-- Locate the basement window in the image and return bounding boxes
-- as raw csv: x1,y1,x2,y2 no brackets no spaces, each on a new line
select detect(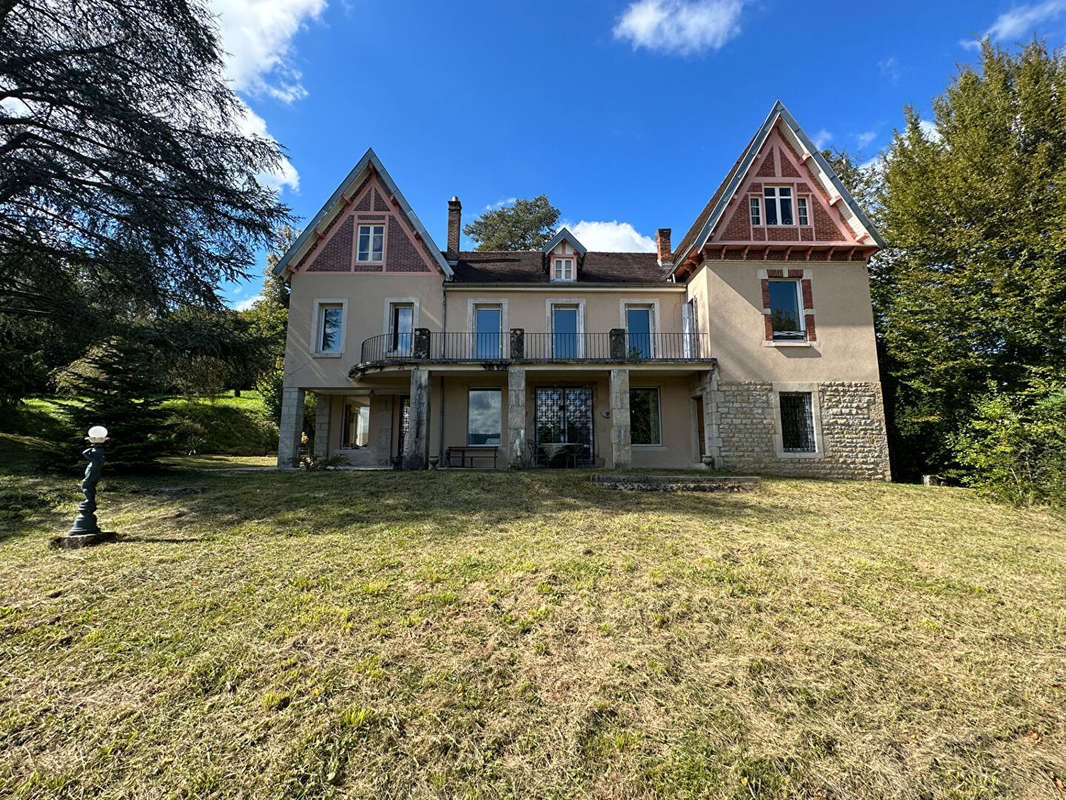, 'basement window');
779,392,816,453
